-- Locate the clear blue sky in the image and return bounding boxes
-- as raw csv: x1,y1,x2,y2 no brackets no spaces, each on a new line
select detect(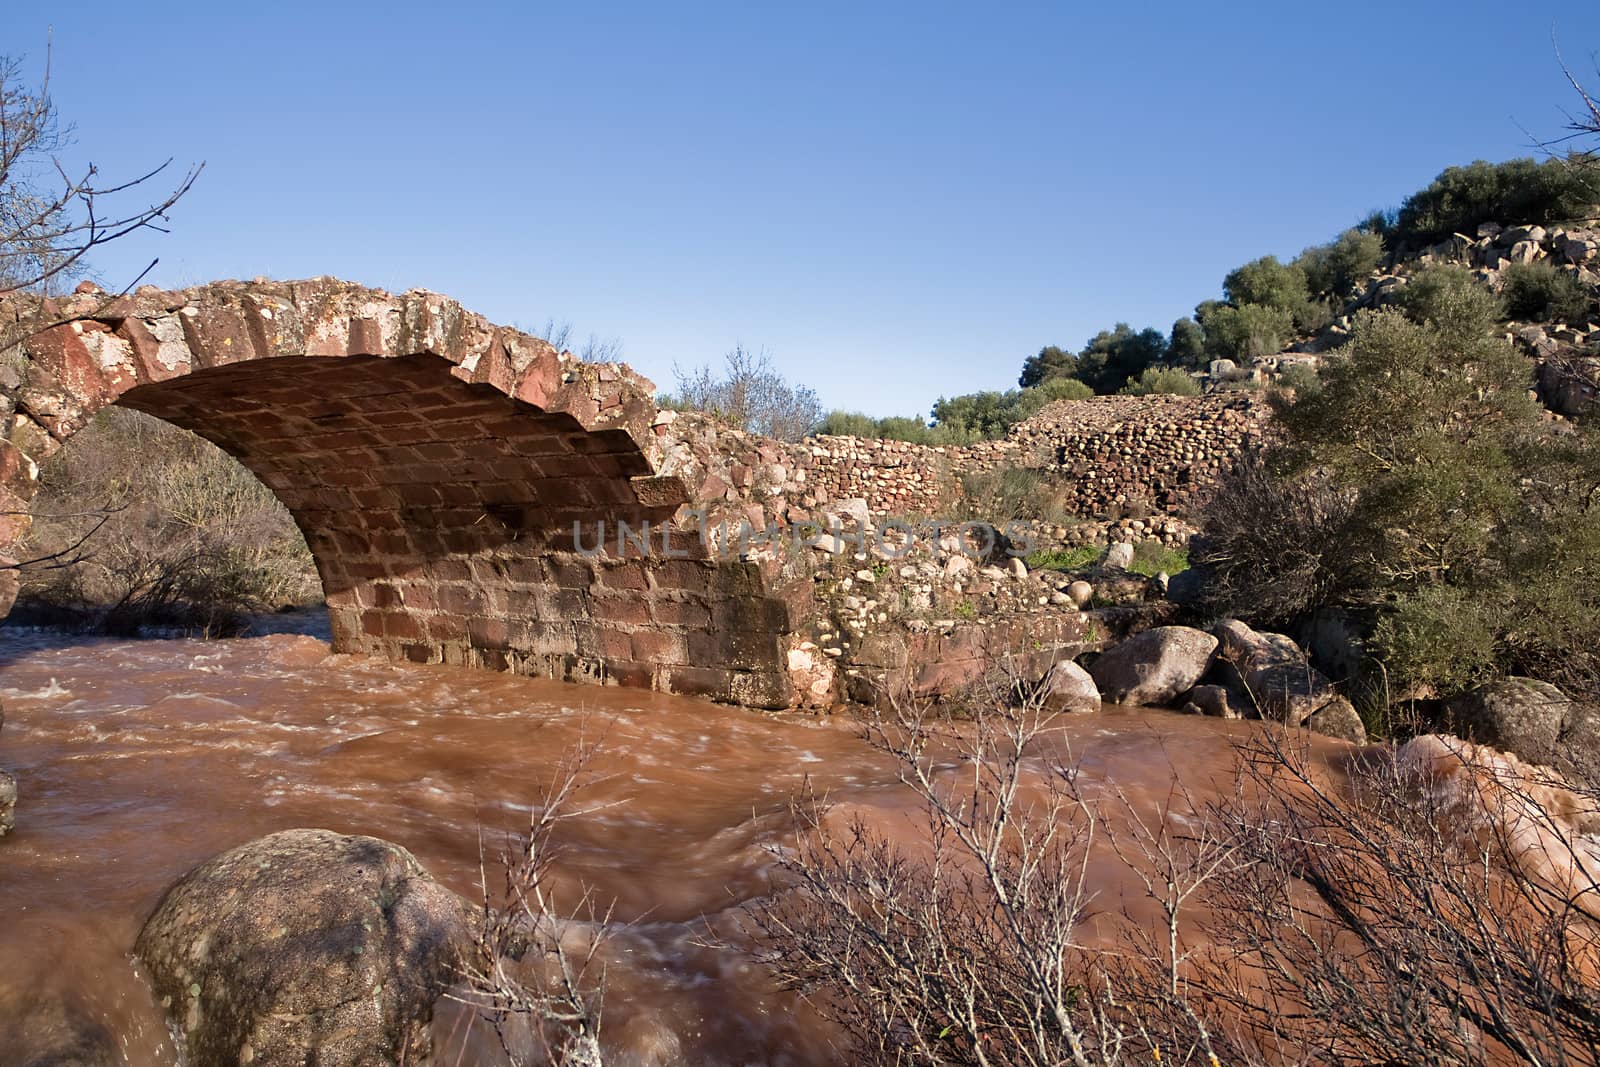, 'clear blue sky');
11,2,1600,417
